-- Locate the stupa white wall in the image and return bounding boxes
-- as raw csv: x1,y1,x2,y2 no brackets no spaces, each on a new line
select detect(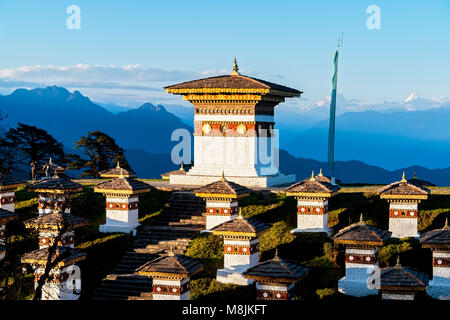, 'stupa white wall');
388,202,419,238
427,251,450,300
35,265,82,300
0,191,15,212
100,195,140,235
292,199,330,235
338,248,379,297
217,238,259,285
152,277,190,300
